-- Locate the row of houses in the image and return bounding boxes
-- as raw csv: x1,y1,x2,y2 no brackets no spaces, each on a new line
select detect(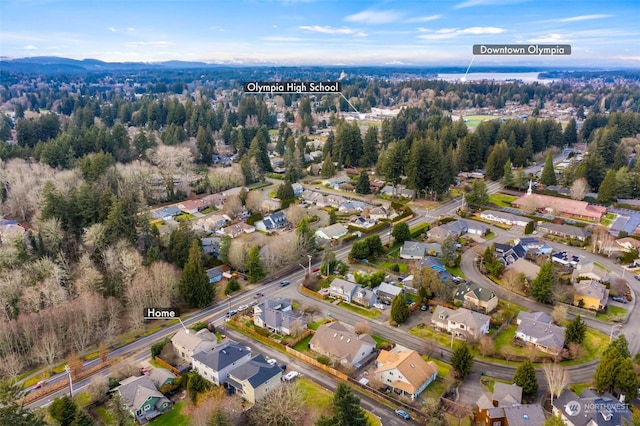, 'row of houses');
426,219,487,244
